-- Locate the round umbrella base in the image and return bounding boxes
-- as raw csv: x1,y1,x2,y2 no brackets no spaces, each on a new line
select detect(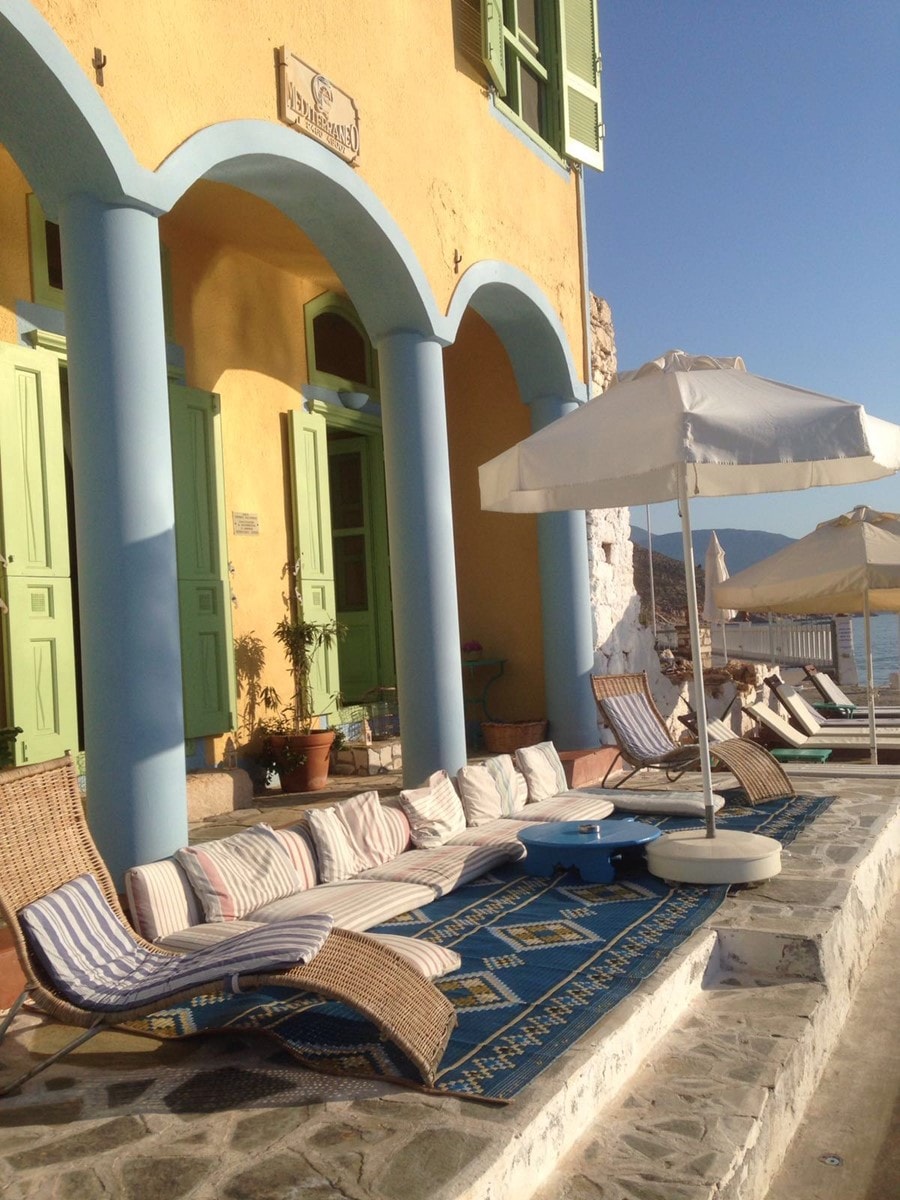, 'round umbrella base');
645,829,782,885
